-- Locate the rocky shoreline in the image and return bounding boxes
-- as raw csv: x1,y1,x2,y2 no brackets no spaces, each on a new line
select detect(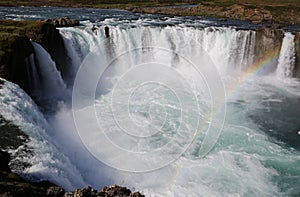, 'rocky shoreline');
0,150,144,197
